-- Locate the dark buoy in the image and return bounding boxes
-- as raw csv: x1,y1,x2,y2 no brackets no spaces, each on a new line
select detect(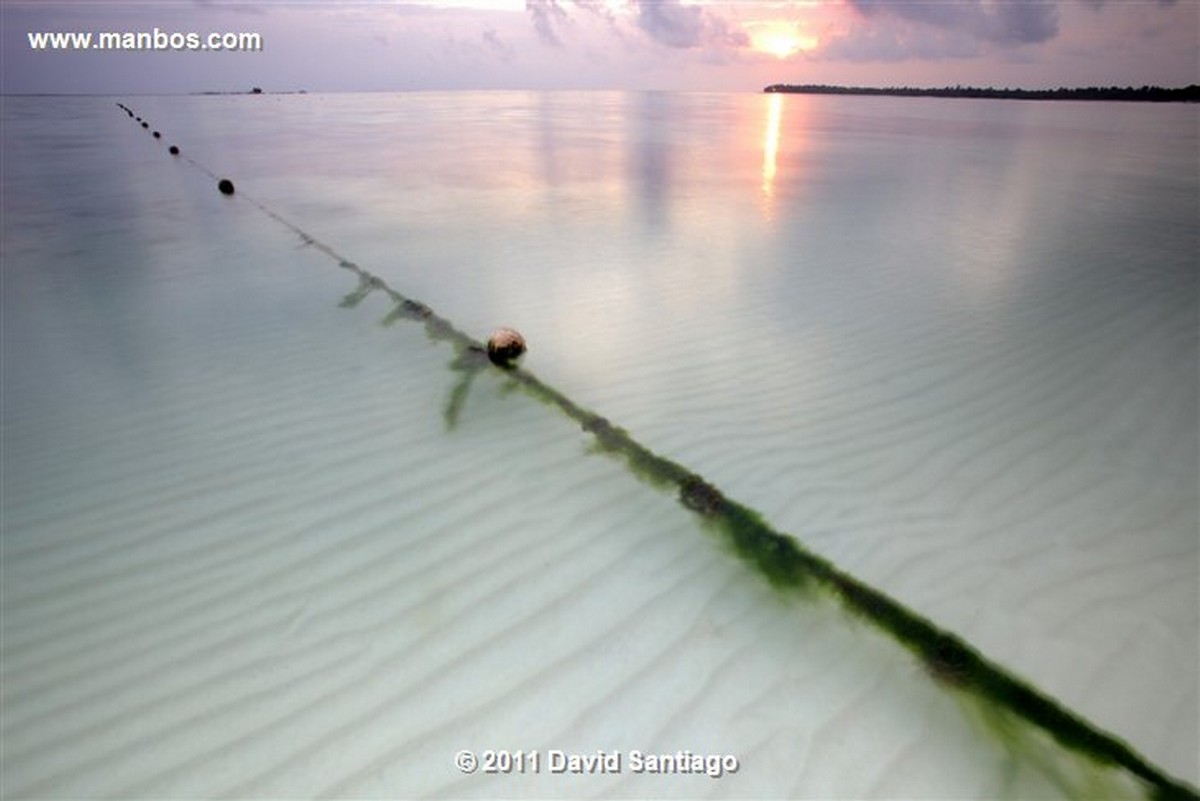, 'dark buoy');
152,131,161,138
169,145,180,155
217,178,235,195
141,121,148,129
486,327,526,366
